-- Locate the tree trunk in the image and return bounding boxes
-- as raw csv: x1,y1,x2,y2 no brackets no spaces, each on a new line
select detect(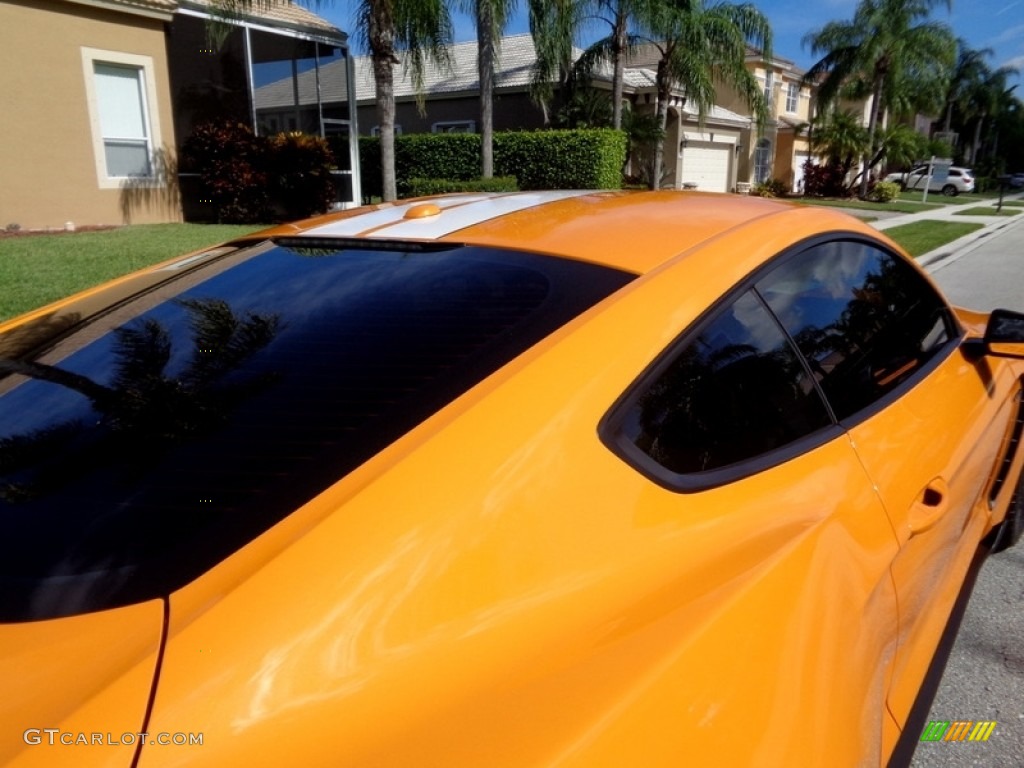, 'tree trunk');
652,61,671,190
369,4,398,202
478,0,495,178
0,359,115,408
971,113,985,165
611,11,627,130
859,73,885,199
373,56,398,201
